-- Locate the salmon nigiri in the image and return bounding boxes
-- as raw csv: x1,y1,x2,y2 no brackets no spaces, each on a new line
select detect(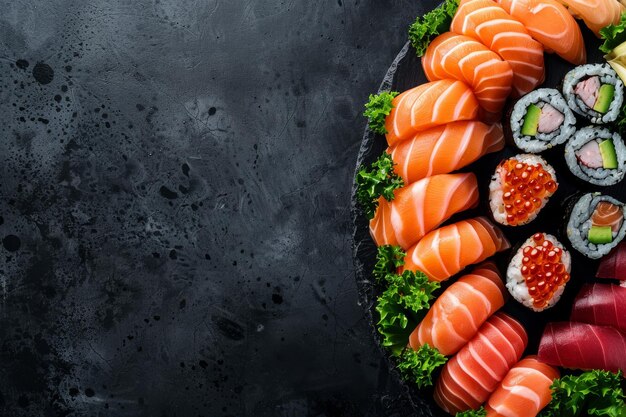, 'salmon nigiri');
370,173,479,249
497,0,586,64
409,262,507,356
422,32,513,121
486,356,560,417
451,0,545,97
403,217,510,282
389,121,504,185
434,313,528,414
554,0,623,37
385,79,479,146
